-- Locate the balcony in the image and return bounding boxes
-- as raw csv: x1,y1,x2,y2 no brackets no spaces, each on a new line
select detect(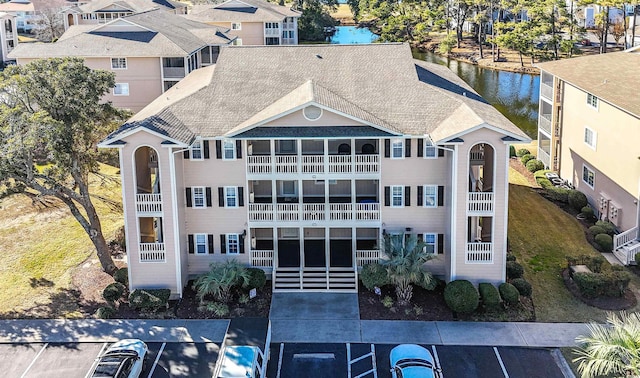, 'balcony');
538,149,550,168
465,242,493,263
538,114,552,135
356,249,380,266
163,67,185,79
467,192,494,214
265,28,280,36
540,82,553,100
251,249,274,267
139,243,165,262
136,193,162,213
248,202,380,223
247,154,379,175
